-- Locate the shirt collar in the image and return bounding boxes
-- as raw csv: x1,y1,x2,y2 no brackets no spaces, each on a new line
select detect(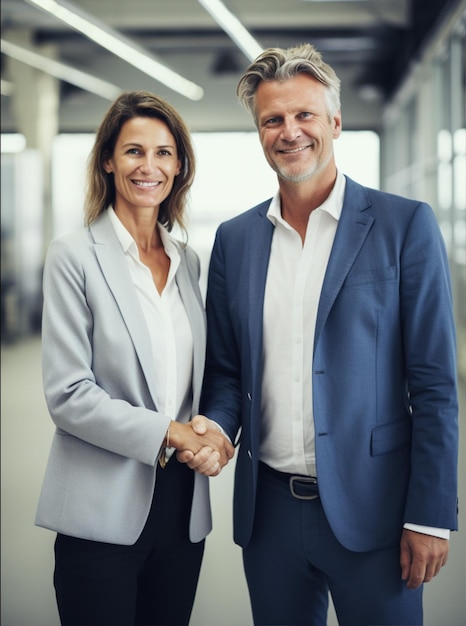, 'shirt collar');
267,170,346,226
107,206,179,260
